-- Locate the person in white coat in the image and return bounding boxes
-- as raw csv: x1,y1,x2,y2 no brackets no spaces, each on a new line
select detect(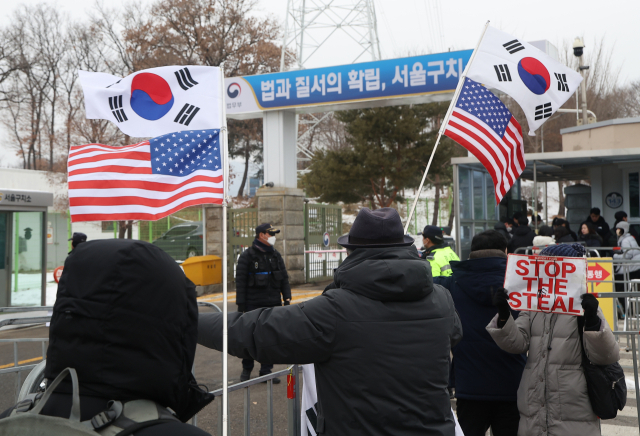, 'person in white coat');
613,221,640,311
487,243,620,436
